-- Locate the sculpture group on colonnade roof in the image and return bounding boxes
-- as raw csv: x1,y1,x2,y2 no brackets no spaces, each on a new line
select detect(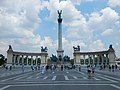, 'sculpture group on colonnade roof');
9,45,12,50
73,45,80,52
41,46,48,52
